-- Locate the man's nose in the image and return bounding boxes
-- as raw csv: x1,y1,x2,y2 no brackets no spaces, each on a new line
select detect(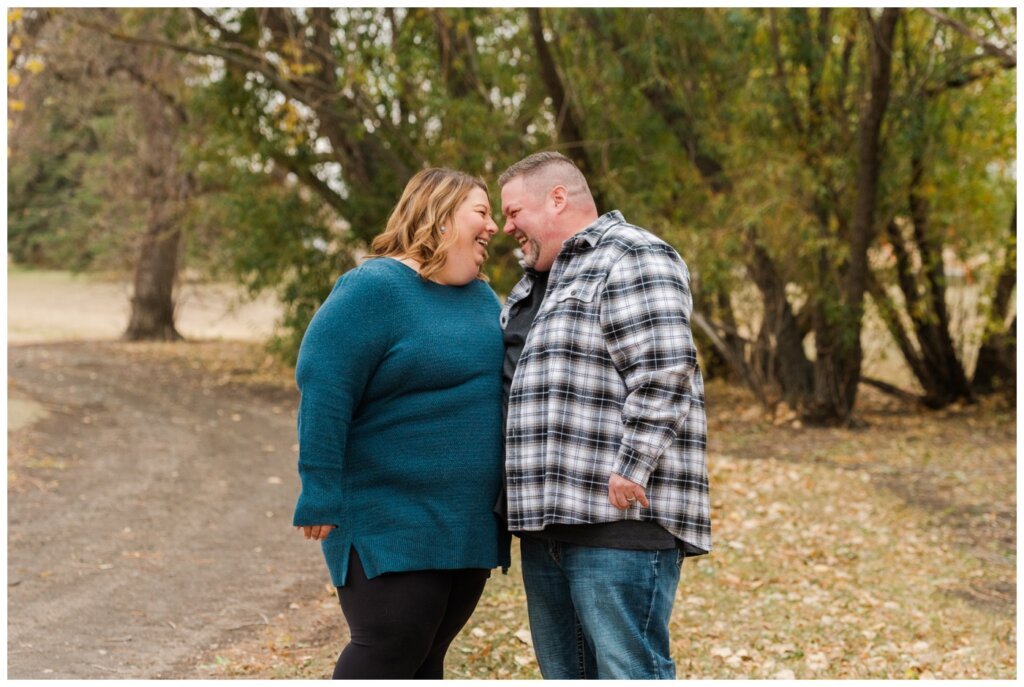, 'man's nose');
502,219,514,236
